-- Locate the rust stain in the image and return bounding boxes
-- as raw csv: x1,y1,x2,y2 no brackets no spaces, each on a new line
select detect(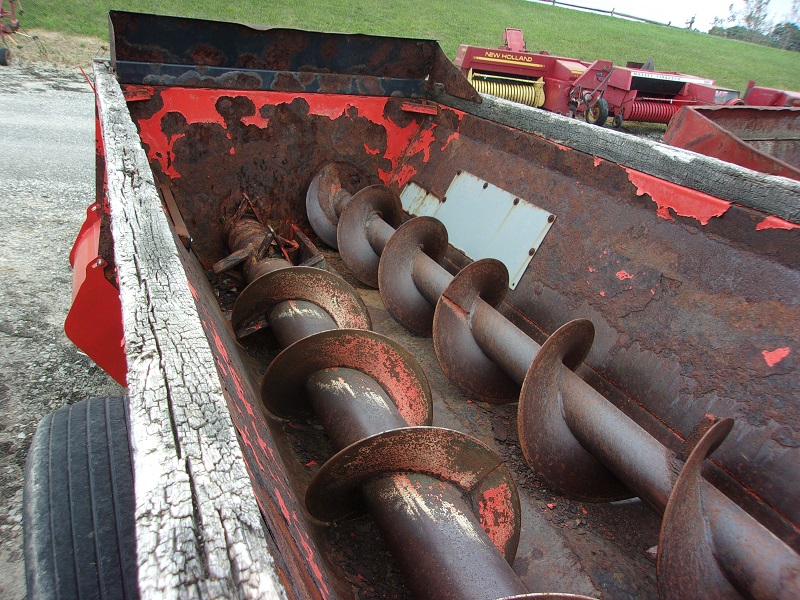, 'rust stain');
625,168,731,225
187,276,334,598
616,270,634,281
